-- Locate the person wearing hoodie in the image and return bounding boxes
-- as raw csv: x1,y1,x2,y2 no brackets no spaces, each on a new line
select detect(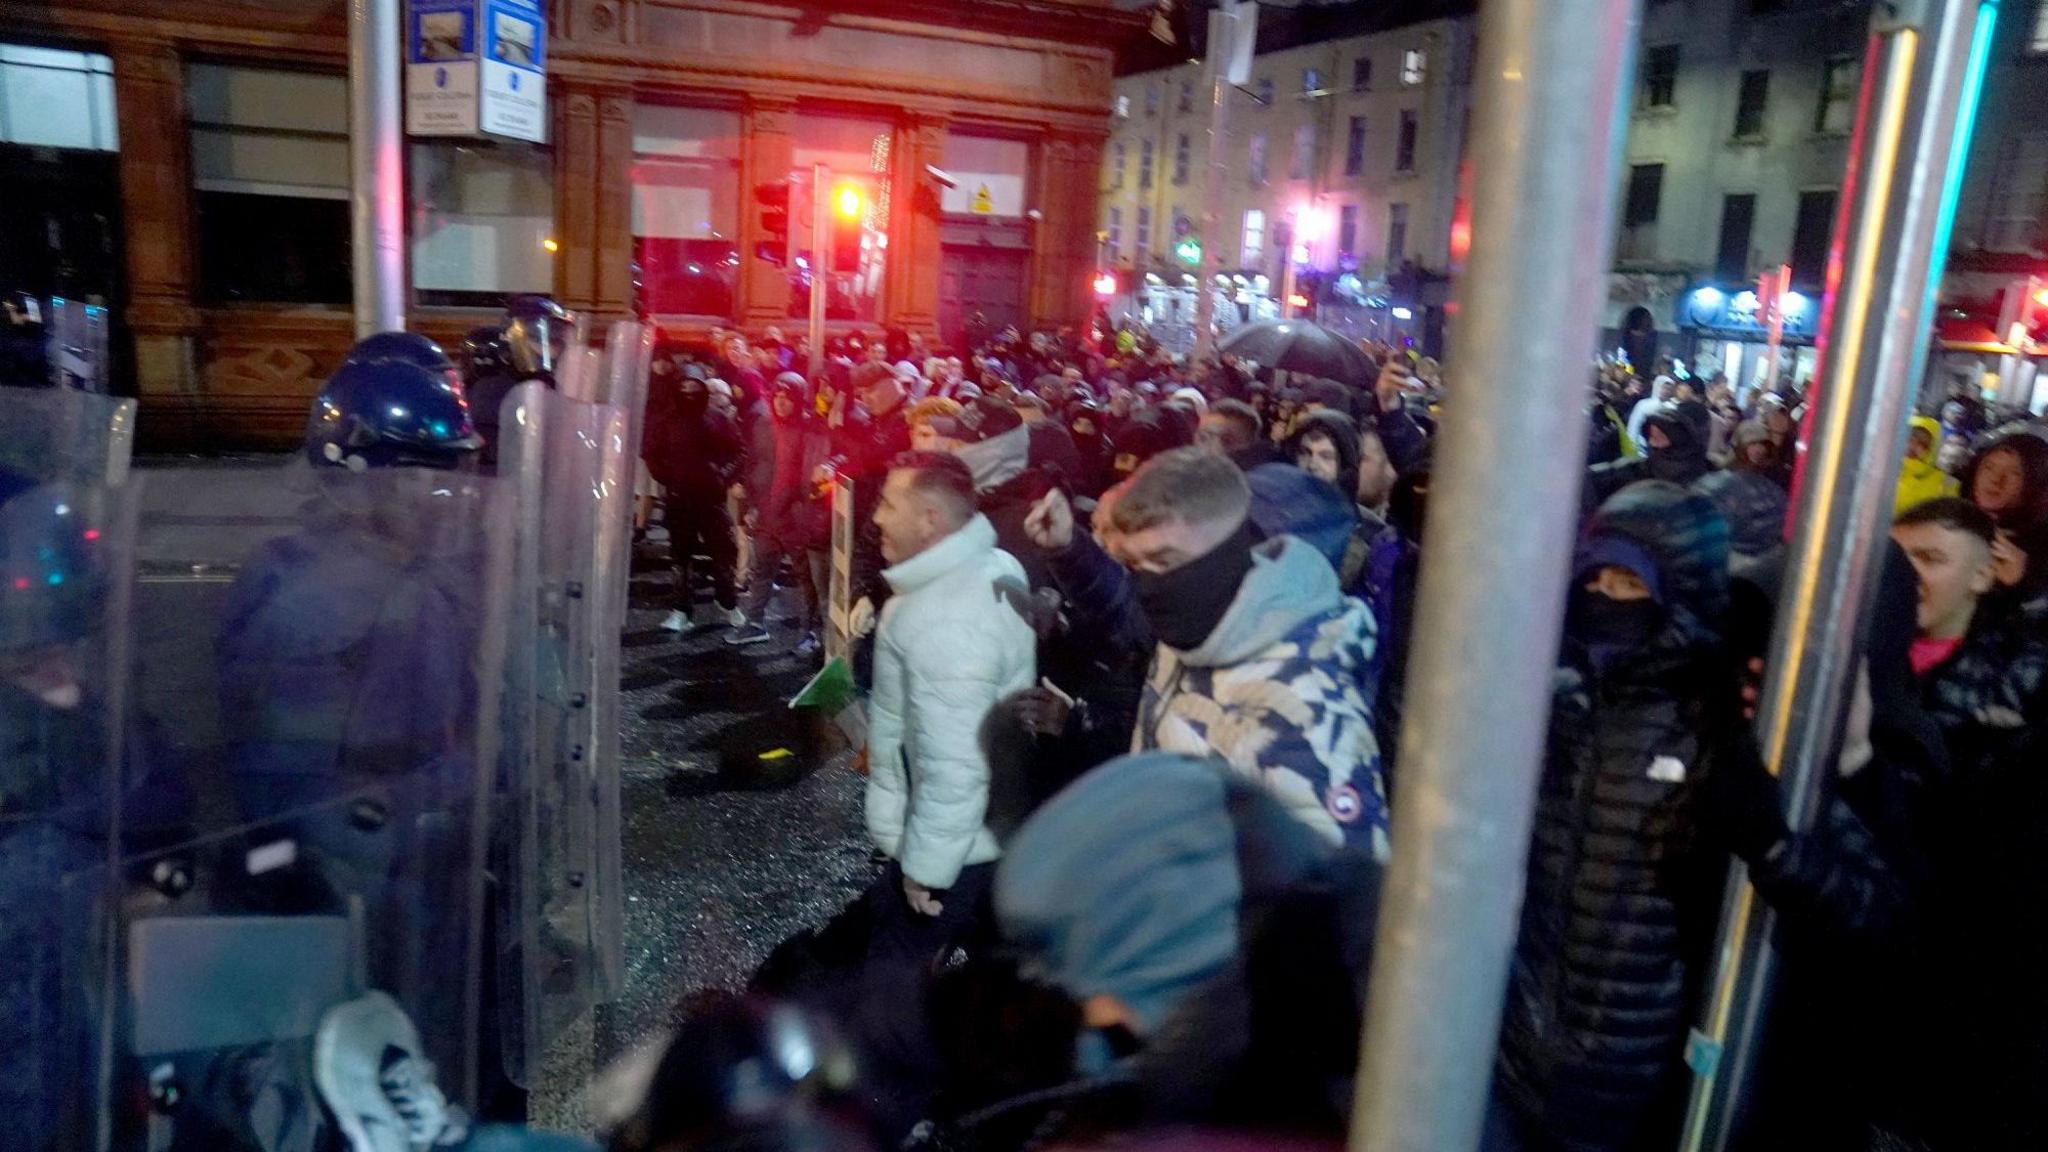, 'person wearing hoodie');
1586,401,1716,513
933,395,1057,594
1957,429,2048,607
1111,448,1389,860
643,371,746,634
1894,415,1961,517
731,372,833,652
1490,480,1739,1152
1694,420,1789,582
915,752,1382,1150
